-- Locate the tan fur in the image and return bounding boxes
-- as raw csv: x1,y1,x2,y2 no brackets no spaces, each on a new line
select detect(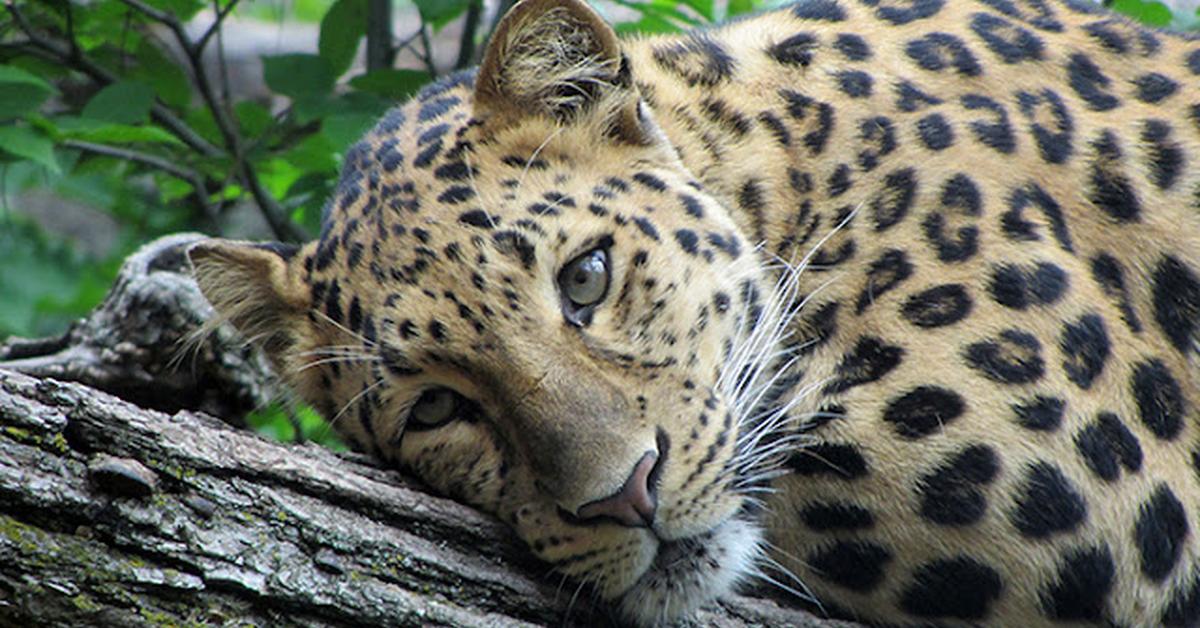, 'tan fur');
192,0,1200,625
